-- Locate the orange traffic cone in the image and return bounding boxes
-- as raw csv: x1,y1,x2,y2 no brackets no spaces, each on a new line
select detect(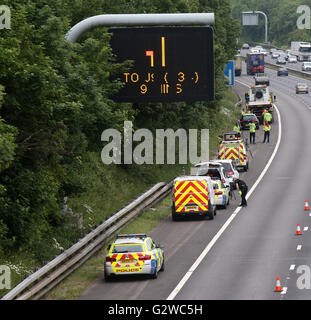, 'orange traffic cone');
304,200,309,211
296,223,302,235
275,276,282,292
